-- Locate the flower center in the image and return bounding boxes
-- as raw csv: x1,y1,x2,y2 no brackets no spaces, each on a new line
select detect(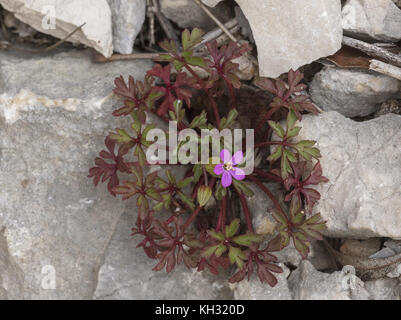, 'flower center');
224,162,234,171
